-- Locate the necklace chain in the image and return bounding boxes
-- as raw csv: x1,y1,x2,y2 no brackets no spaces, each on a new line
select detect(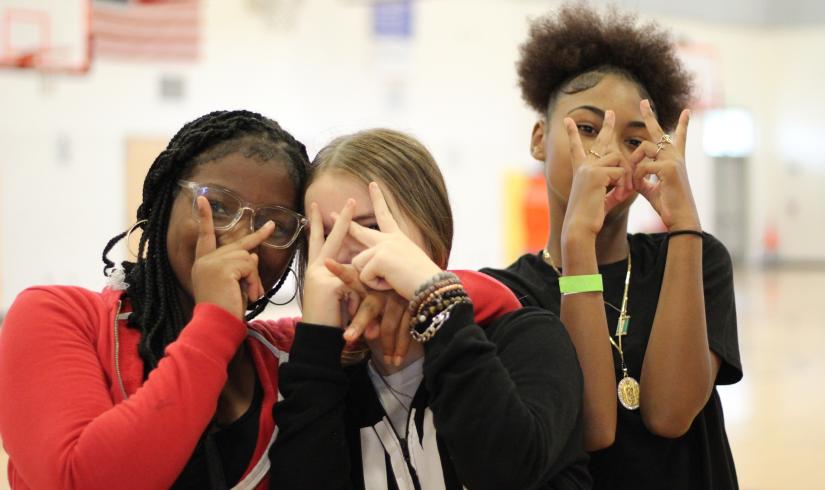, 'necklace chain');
369,360,414,412
541,248,633,372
